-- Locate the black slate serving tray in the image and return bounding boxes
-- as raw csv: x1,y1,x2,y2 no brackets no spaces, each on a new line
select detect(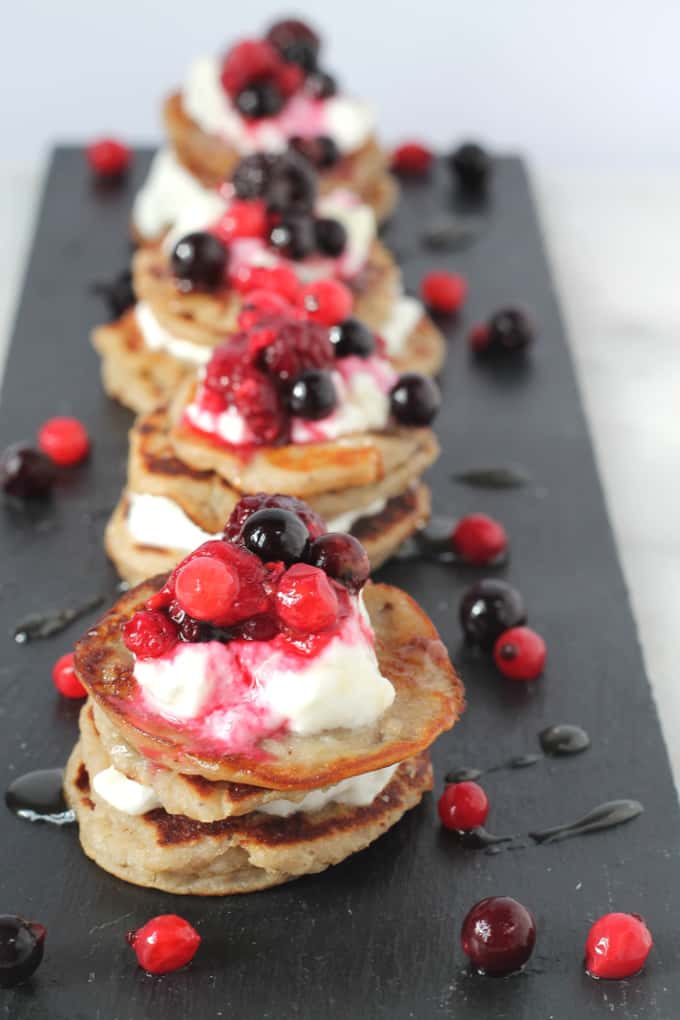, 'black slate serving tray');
1,148,679,1020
